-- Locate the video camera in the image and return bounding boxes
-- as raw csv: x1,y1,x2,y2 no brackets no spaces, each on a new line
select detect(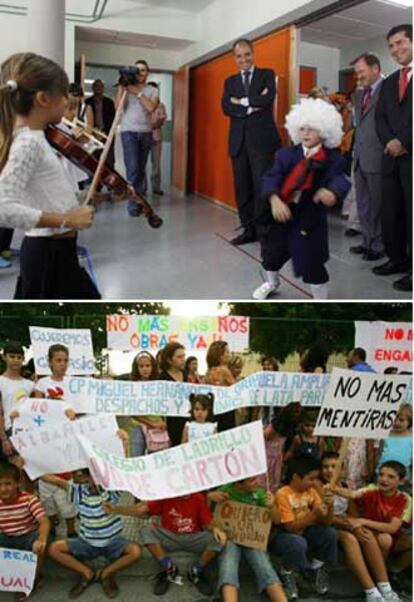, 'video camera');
117,66,139,87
